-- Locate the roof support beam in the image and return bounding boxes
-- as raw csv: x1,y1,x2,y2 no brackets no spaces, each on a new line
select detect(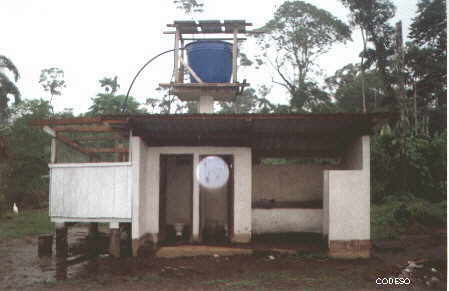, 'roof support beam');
84,147,129,153
53,125,117,132
55,133,100,160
